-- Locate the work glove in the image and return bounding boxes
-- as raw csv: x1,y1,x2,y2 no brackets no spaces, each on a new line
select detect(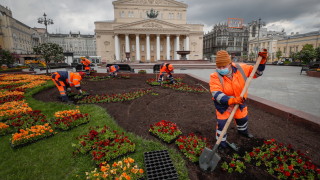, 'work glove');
258,51,268,64
66,88,71,92
228,97,245,105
